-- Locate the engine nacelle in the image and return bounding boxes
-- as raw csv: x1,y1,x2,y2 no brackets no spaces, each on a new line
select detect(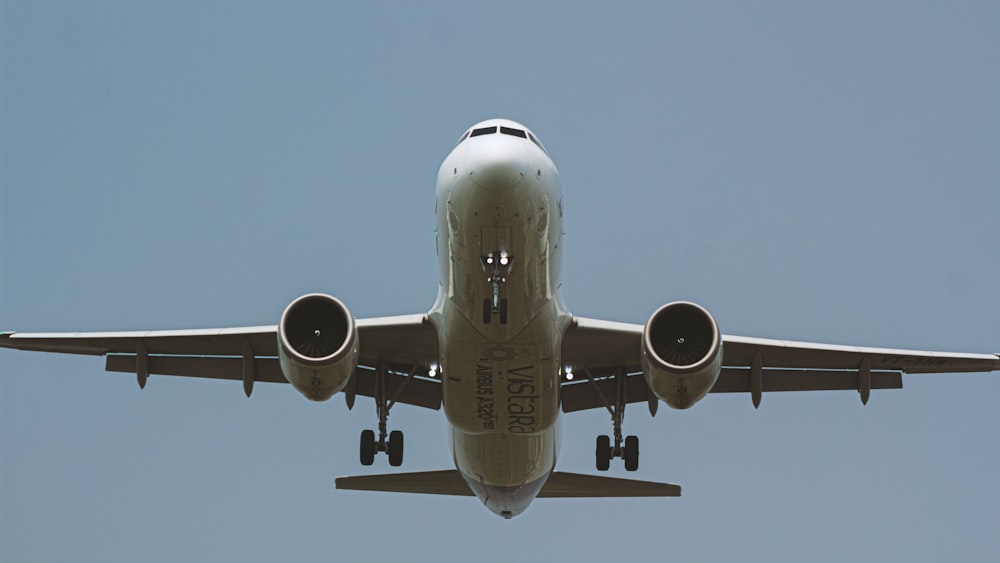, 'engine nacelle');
277,293,359,402
642,301,723,409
